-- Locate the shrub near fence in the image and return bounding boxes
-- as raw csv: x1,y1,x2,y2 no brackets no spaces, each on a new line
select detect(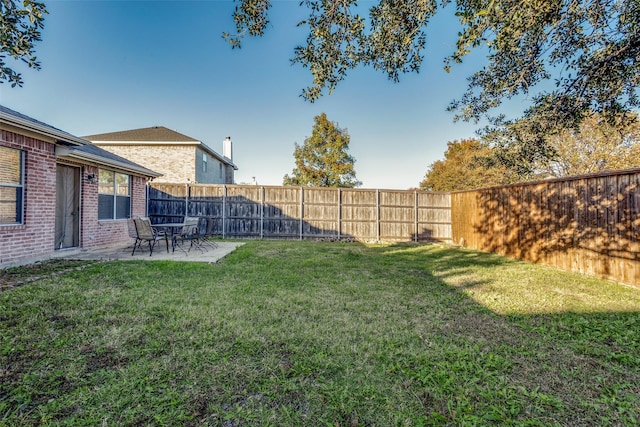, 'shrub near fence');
147,183,452,242
451,169,640,286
